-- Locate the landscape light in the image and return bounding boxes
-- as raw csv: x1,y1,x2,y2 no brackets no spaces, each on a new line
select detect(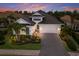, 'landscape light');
58,28,61,31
